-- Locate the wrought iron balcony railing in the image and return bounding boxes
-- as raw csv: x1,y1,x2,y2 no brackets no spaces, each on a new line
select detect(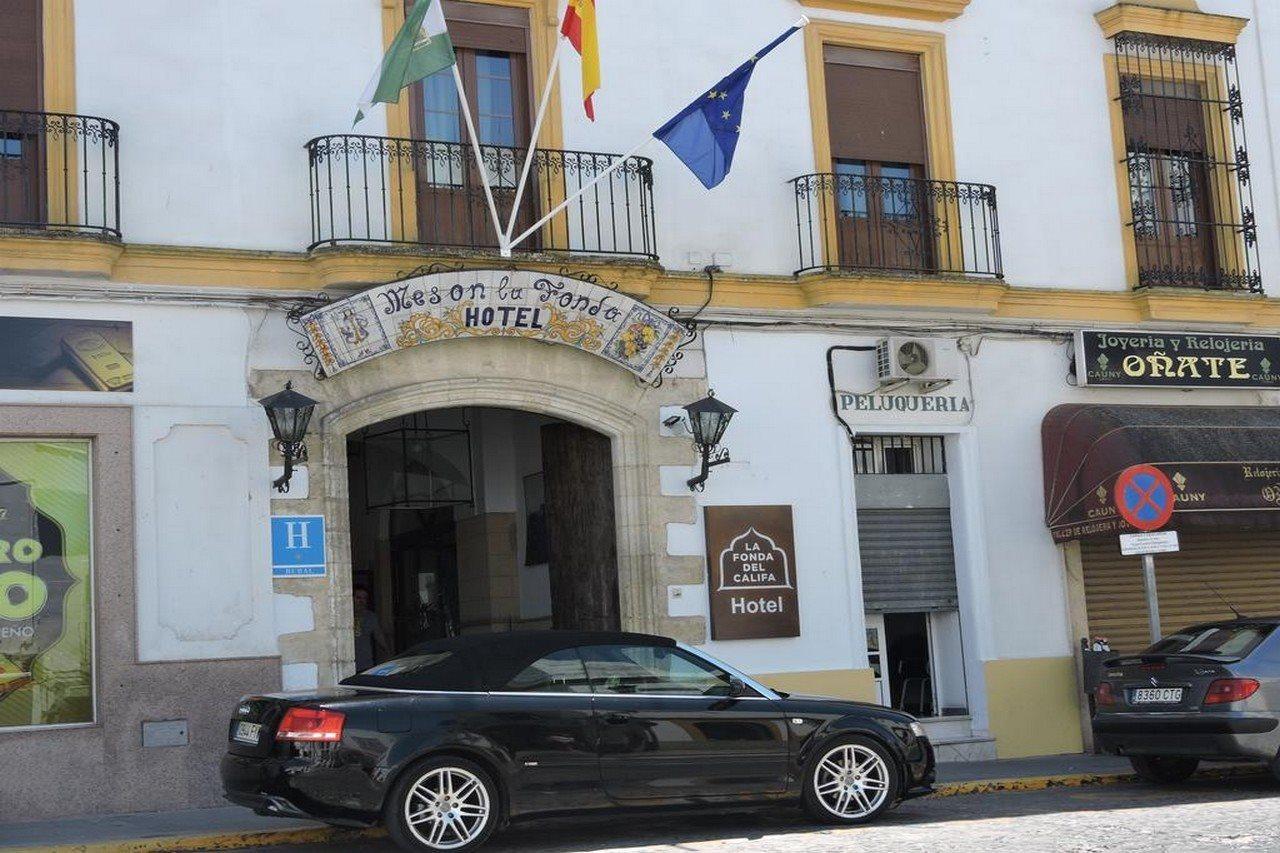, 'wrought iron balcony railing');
306,134,657,259
0,109,120,239
792,172,1002,278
